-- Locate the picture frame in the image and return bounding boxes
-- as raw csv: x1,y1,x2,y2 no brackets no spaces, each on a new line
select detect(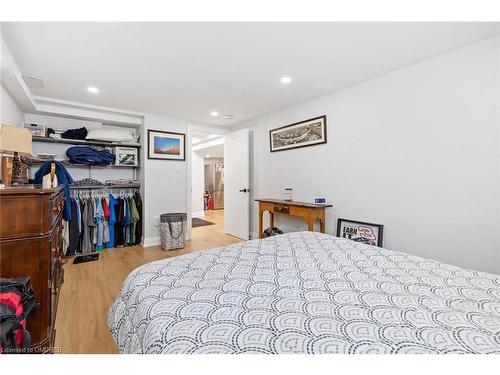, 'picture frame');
336,218,384,247
147,129,185,161
114,147,138,166
269,115,327,152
